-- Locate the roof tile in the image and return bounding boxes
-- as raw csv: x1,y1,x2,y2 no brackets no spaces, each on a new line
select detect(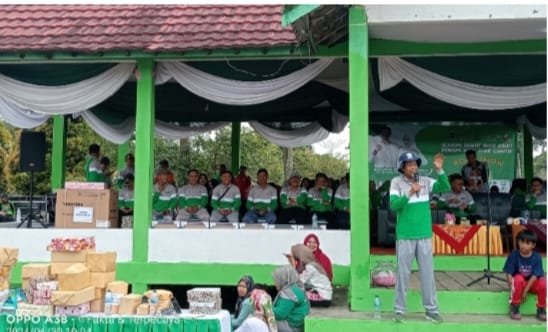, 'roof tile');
0,5,297,53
